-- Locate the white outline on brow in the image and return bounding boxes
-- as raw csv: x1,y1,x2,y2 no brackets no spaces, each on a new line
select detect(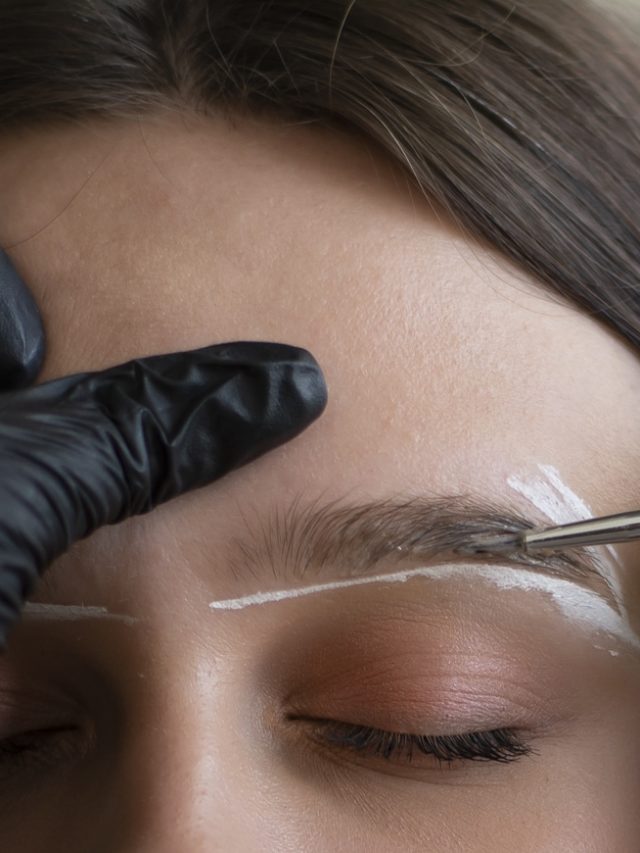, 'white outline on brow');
209,561,639,650
22,603,138,625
